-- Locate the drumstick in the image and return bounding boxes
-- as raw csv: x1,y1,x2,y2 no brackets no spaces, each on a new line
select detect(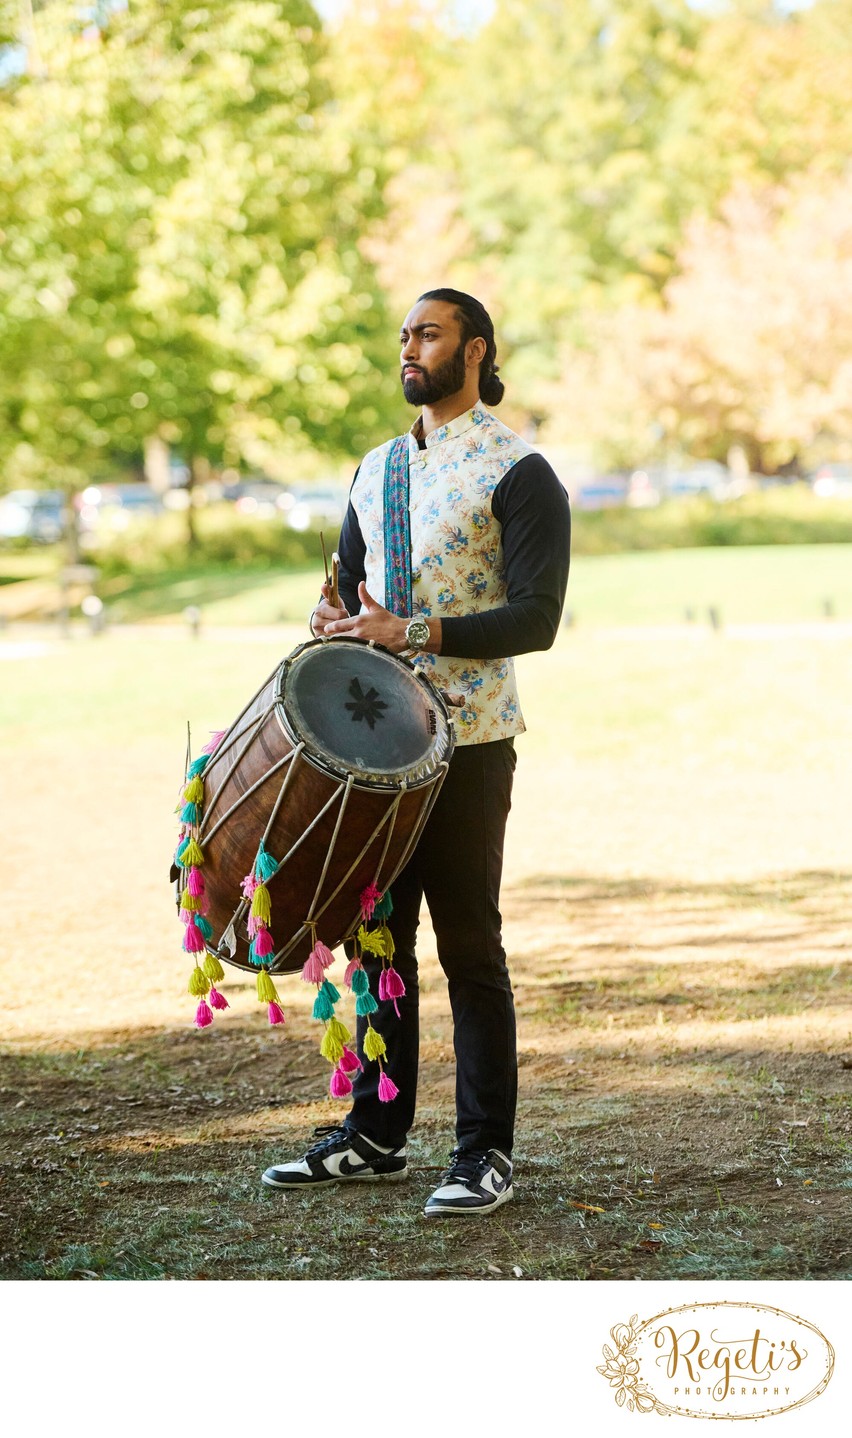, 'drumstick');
319,531,330,591
330,552,339,610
